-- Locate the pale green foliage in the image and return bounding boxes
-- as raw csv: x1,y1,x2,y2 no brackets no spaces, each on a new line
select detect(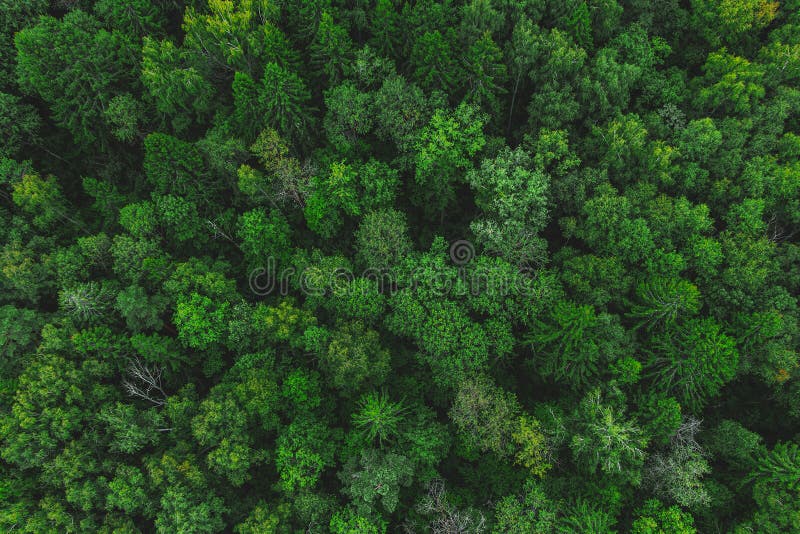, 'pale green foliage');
450,374,521,458
699,50,766,114
644,419,711,509
352,390,406,448
467,147,549,266
339,449,414,514
570,389,647,482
